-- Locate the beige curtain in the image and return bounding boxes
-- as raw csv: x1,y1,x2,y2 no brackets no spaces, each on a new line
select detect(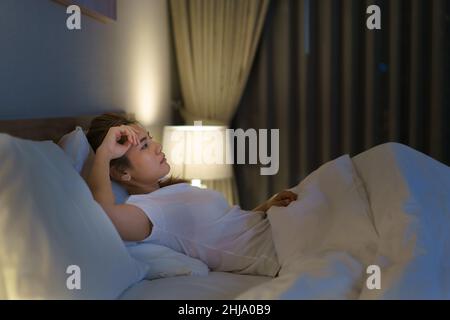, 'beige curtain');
170,0,270,206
